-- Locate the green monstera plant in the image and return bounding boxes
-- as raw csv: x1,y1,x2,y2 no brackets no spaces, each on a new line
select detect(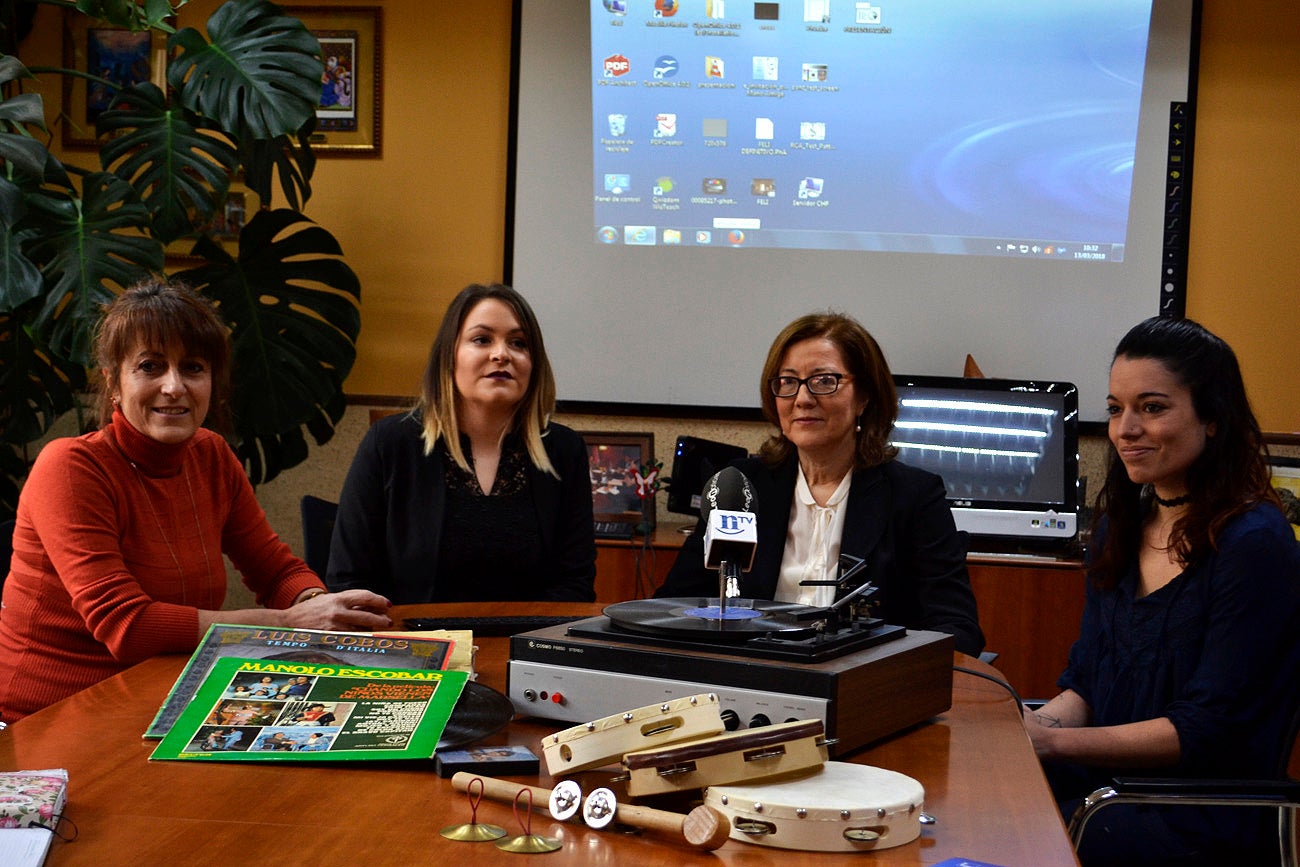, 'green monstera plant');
0,0,360,519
